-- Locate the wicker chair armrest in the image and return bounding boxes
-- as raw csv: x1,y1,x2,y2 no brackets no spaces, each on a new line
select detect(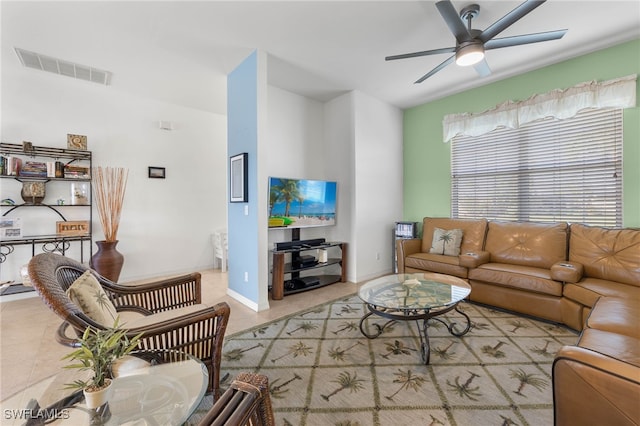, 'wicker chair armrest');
56,311,120,347
198,372,275,426
55,322,82,348
128,301,230,396
102,272,202,314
